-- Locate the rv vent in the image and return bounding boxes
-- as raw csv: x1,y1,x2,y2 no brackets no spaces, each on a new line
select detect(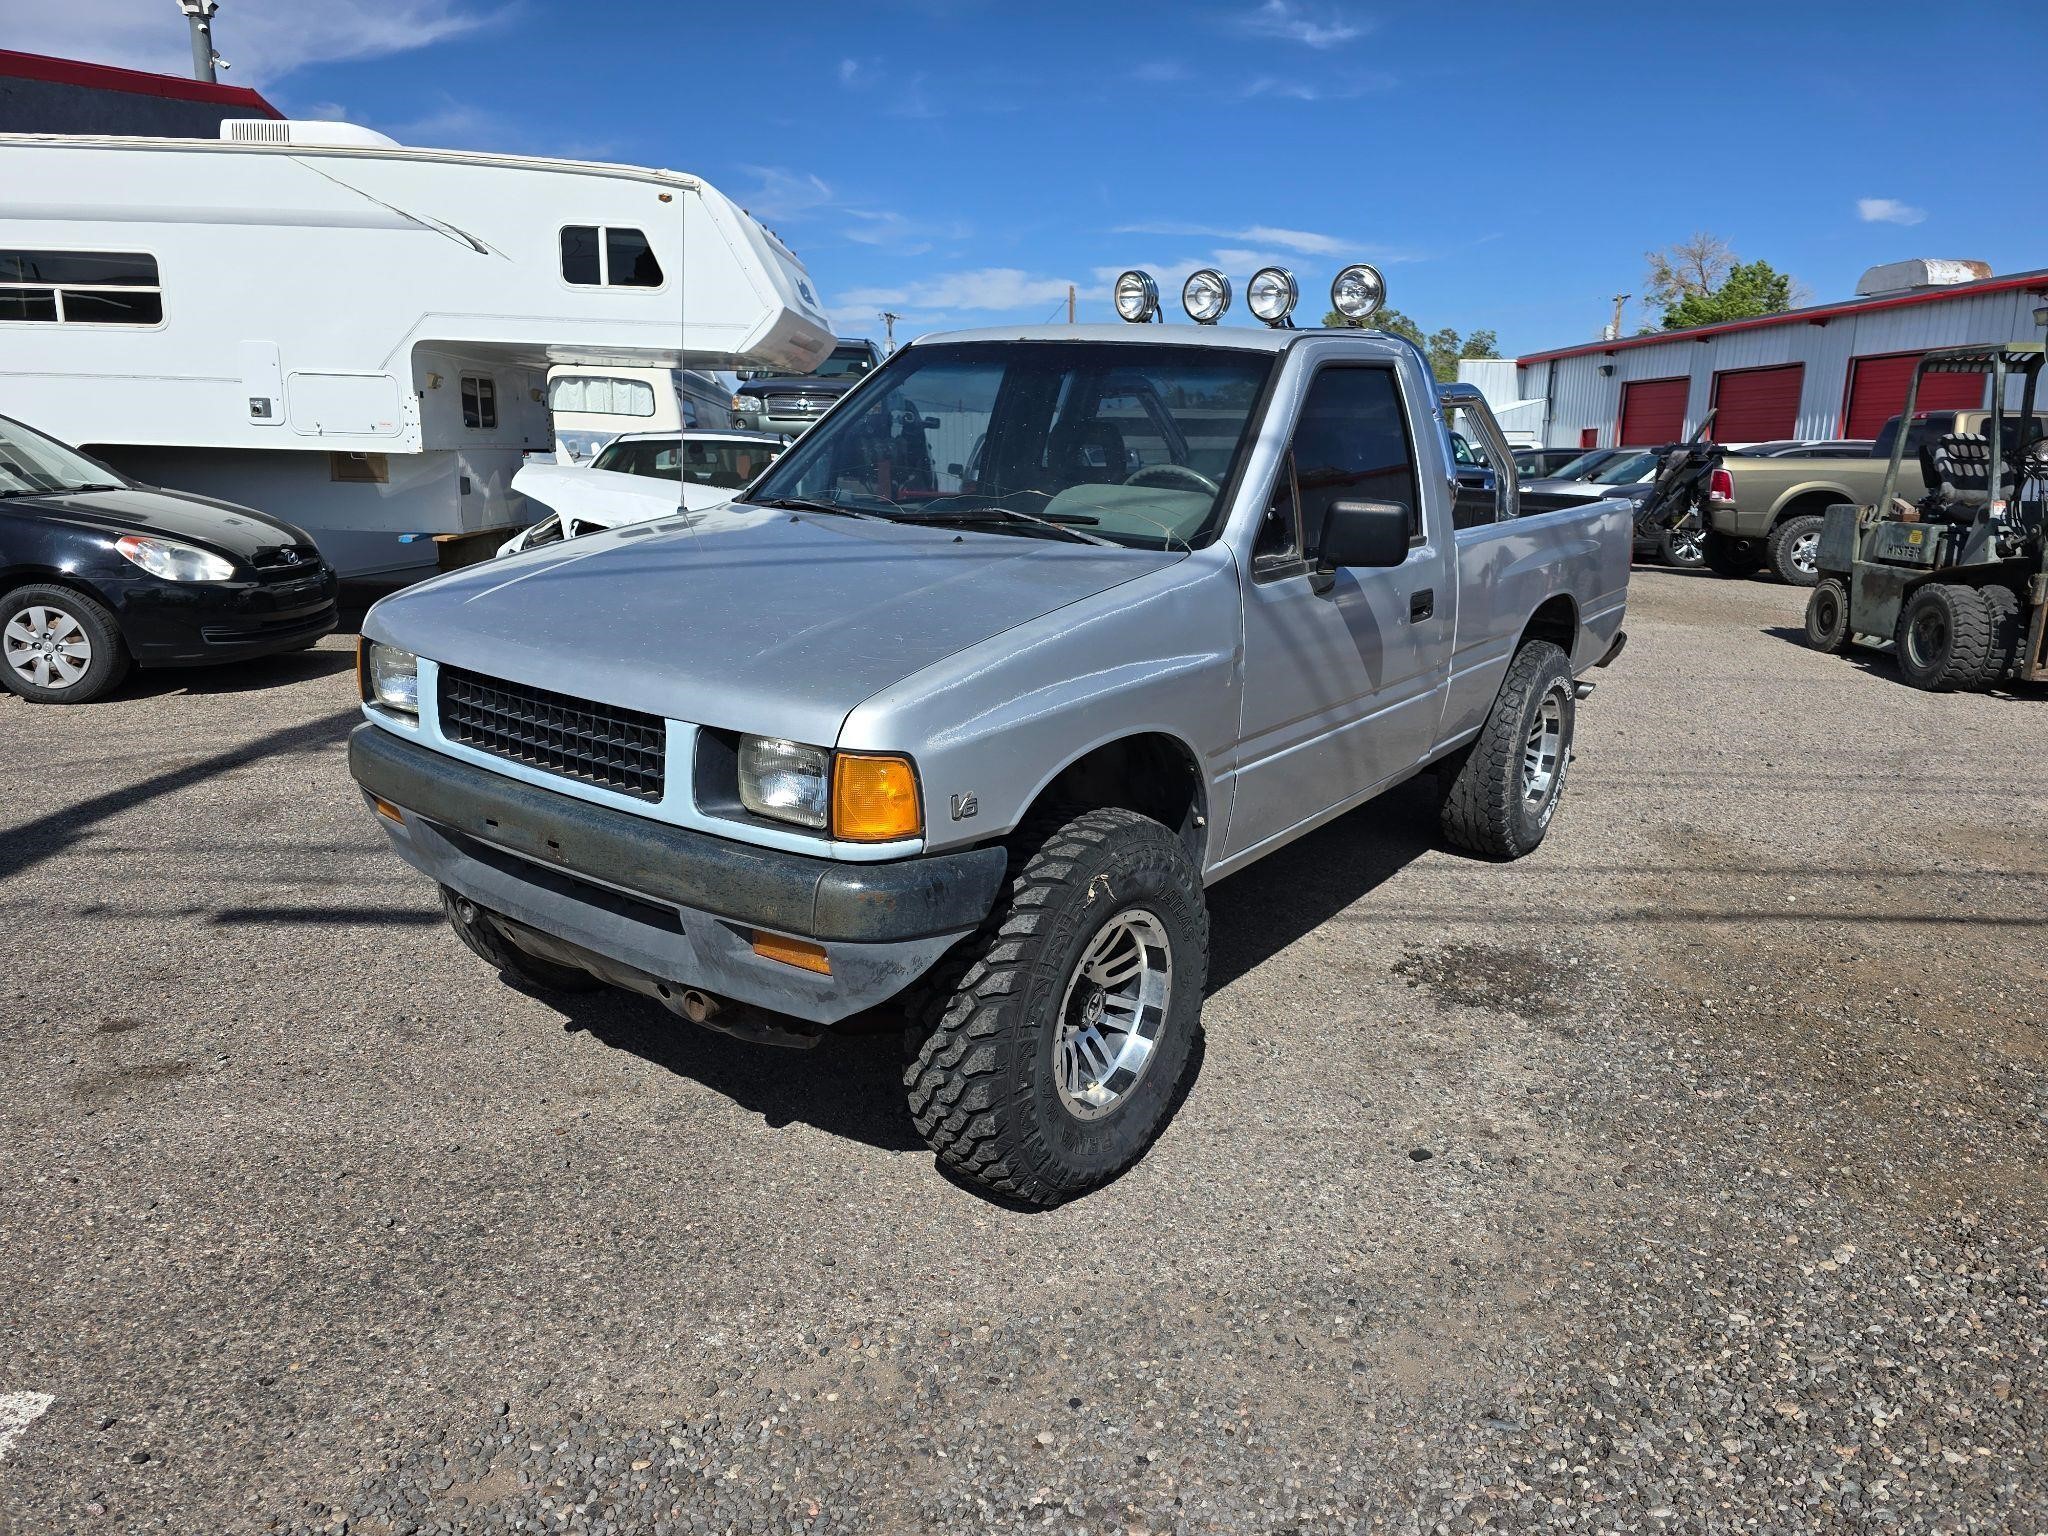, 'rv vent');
224,119,291,143
219,119,403,149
